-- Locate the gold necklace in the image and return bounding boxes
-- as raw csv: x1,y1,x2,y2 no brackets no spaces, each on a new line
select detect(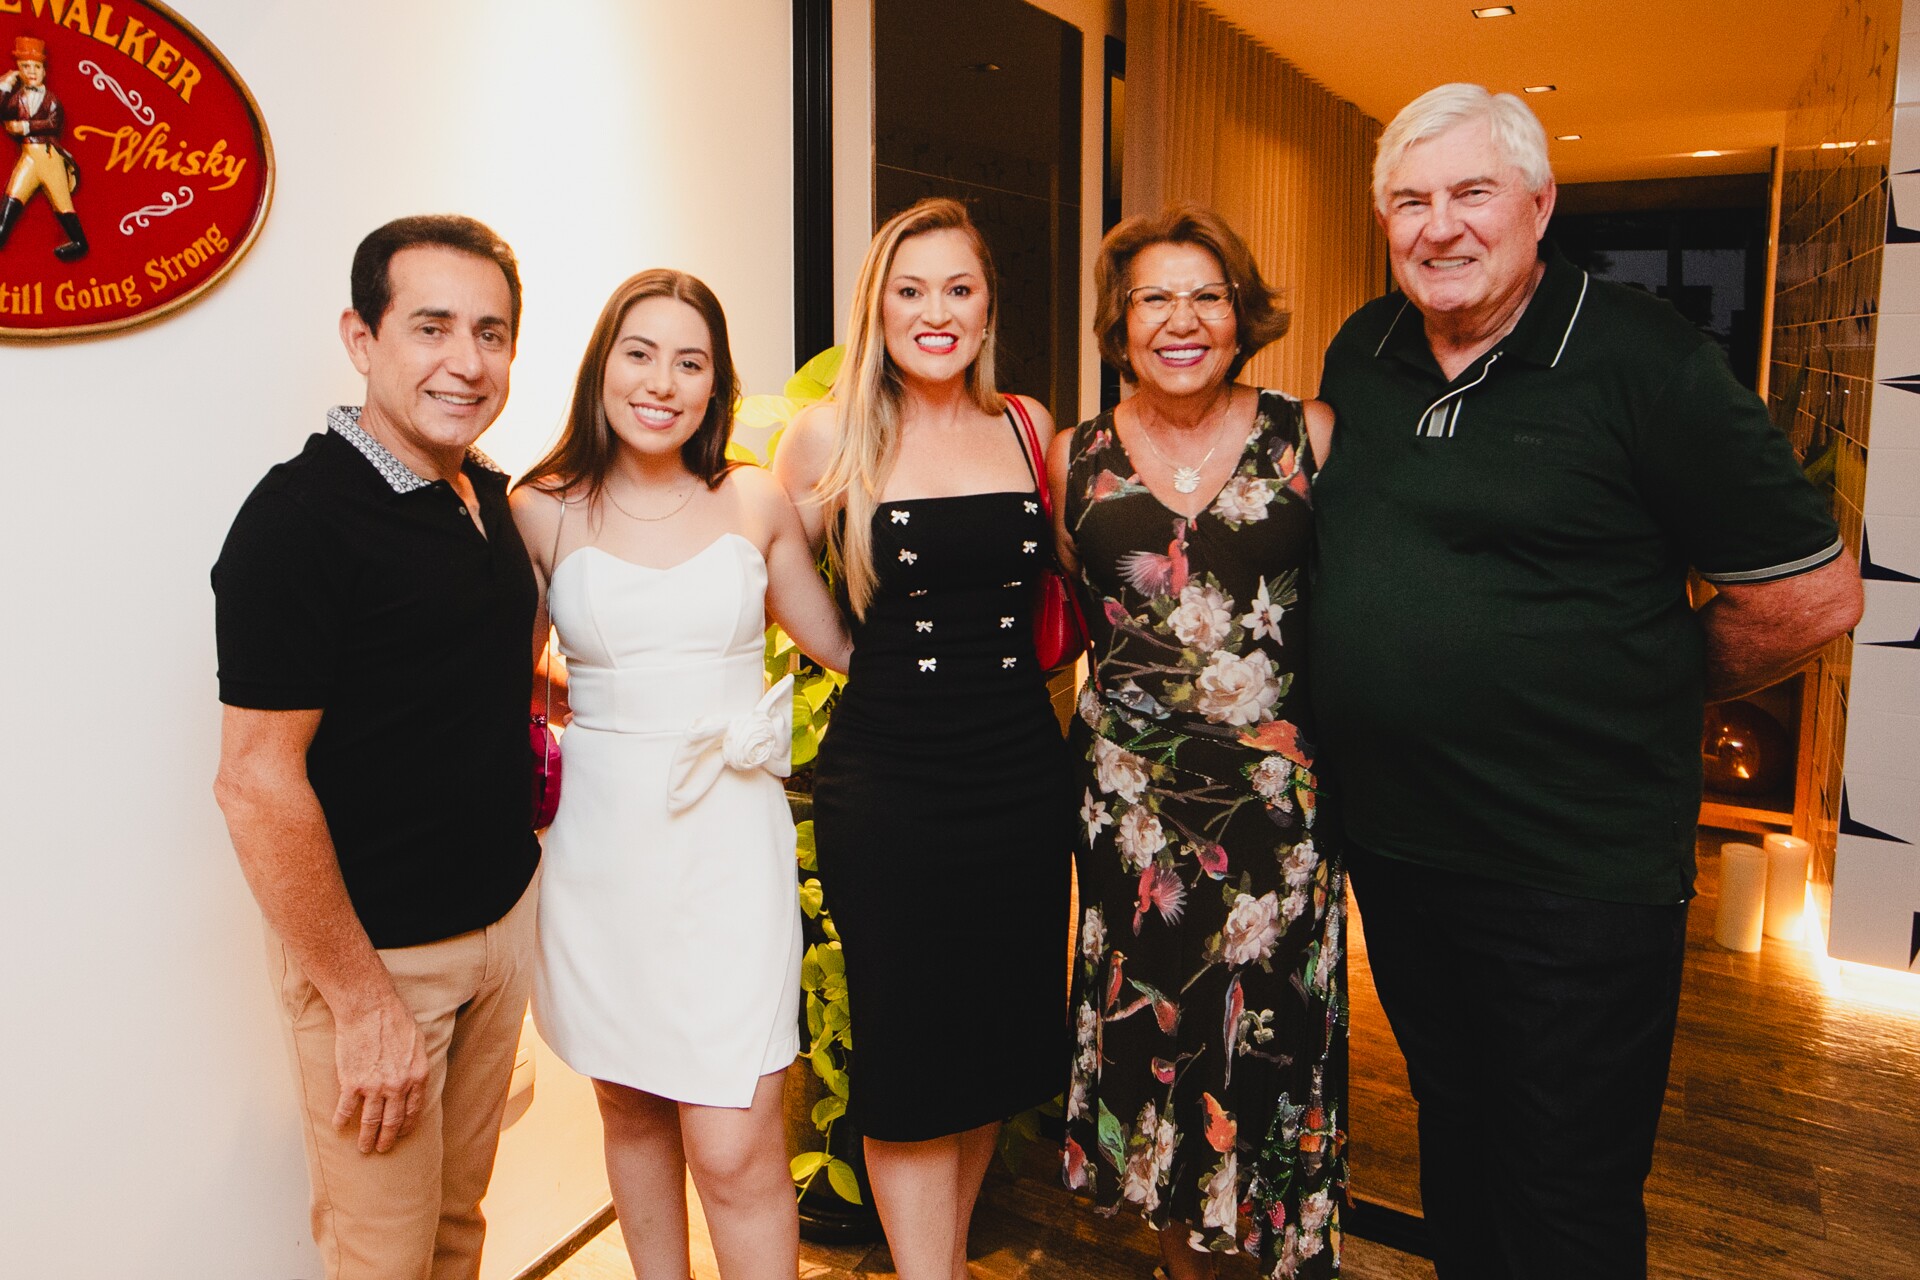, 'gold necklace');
1135,384,1236,494
603,479,695,522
